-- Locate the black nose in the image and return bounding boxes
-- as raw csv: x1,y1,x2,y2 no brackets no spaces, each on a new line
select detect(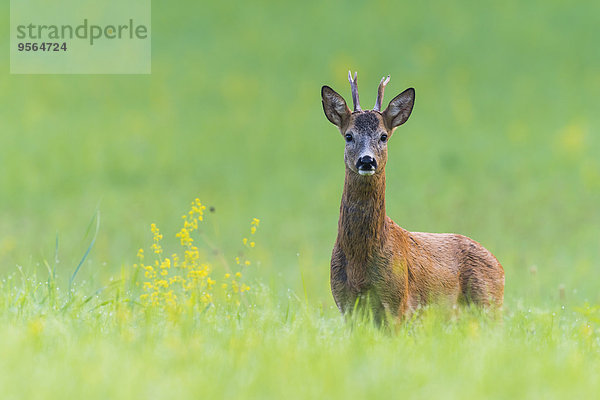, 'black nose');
356,155,377,170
